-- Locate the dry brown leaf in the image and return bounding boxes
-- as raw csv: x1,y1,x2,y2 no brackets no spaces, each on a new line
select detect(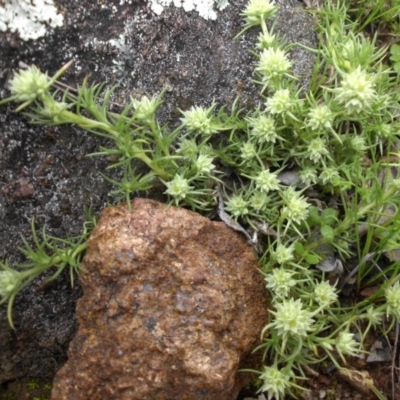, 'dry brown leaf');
337,368,374,395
